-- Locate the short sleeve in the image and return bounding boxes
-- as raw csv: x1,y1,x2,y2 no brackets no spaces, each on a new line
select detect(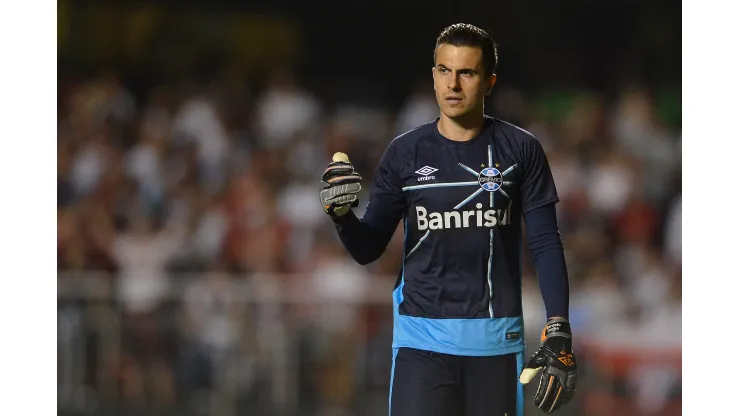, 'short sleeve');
362,140,406,232
520,136,559,214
